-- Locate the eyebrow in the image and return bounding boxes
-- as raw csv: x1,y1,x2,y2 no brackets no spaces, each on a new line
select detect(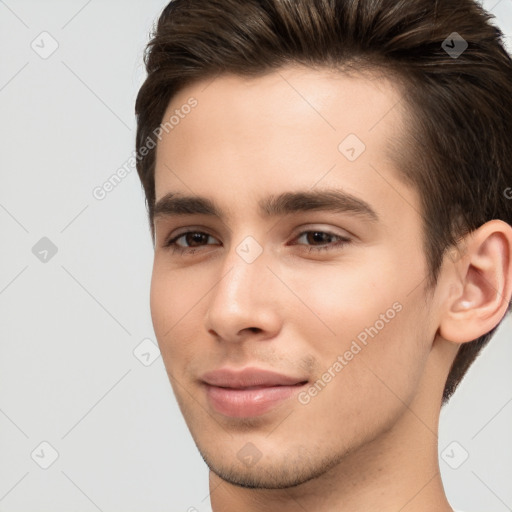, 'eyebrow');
153,189,379,223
